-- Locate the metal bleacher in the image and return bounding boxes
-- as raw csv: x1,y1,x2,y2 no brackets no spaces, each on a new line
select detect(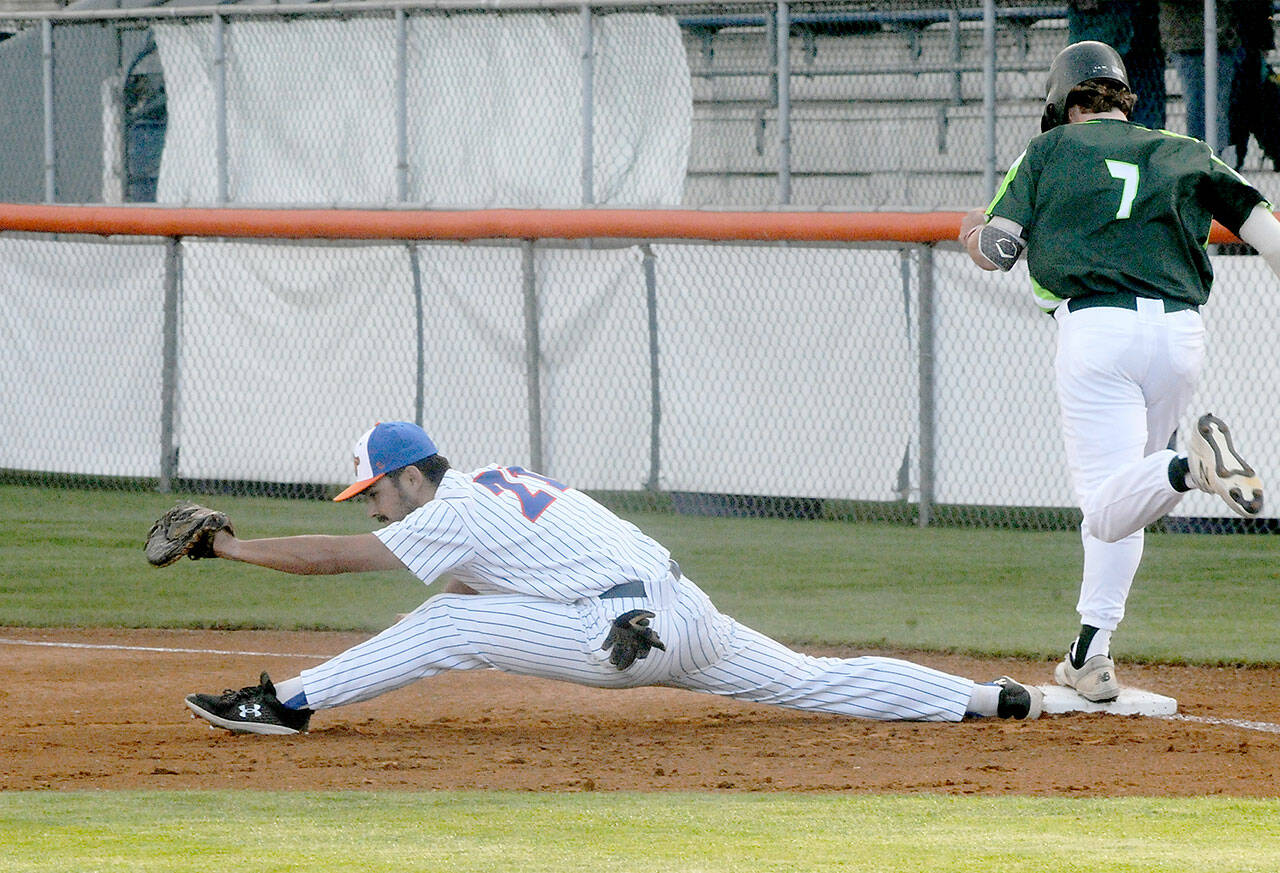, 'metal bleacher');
676,4,1280,210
